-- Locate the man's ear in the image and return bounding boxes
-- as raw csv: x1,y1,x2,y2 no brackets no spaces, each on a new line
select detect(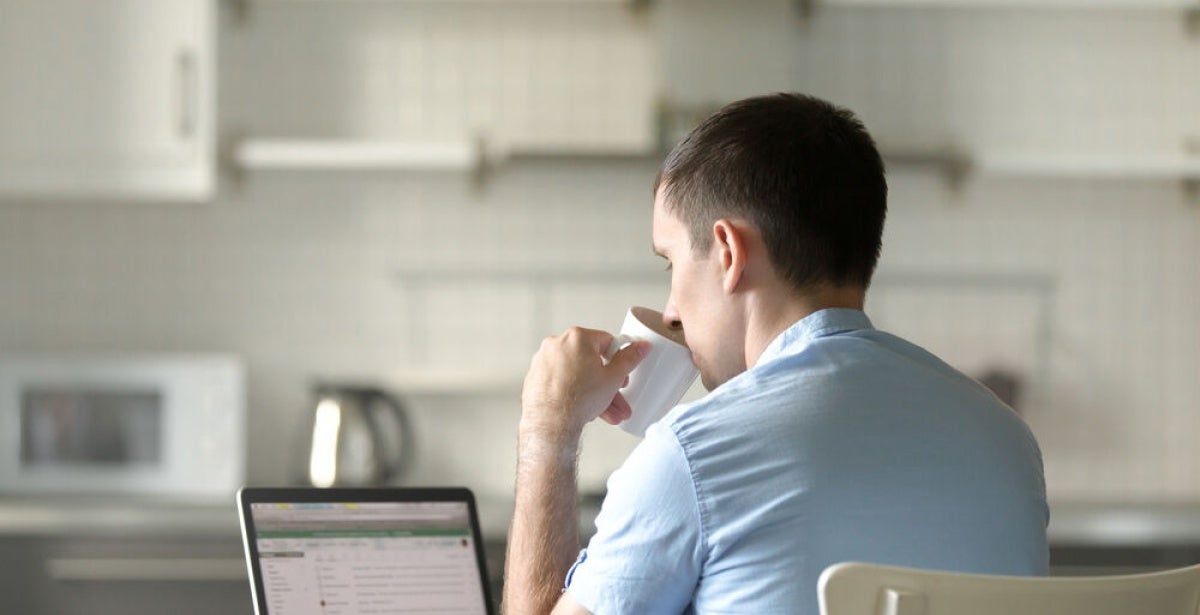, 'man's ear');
712,219,748,294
